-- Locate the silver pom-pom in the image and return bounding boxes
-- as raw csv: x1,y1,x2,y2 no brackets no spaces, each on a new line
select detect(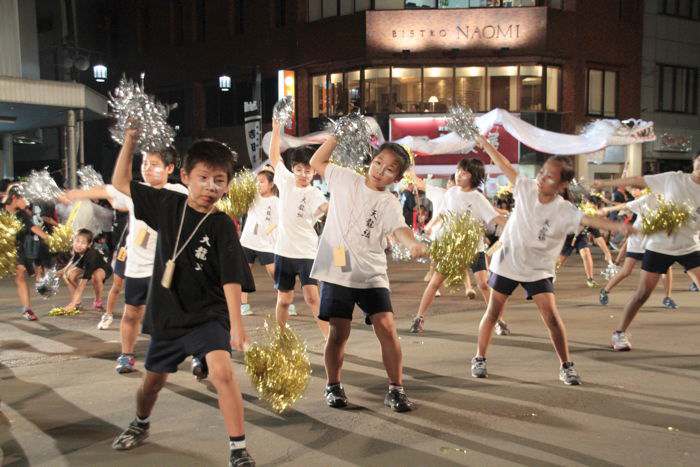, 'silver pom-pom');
446,106,480,142
23,169,63,203
36,267,60,299
273,96,294,129
390,233,431,264
108,76,177,152
77,165,104,190
328,113,373,172
601,262,620,281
